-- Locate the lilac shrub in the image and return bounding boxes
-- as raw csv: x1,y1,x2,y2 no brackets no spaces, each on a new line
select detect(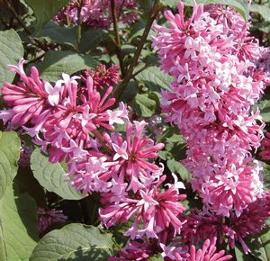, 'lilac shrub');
0,0,270,260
